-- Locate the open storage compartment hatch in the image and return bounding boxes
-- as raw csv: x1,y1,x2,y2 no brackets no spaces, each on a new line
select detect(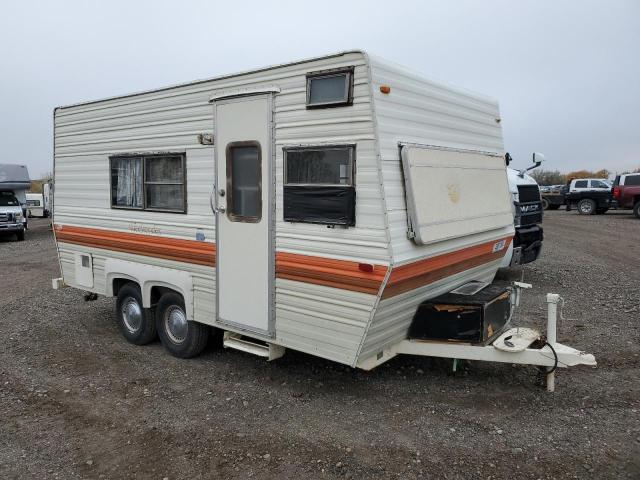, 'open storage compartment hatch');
400,145,514,245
